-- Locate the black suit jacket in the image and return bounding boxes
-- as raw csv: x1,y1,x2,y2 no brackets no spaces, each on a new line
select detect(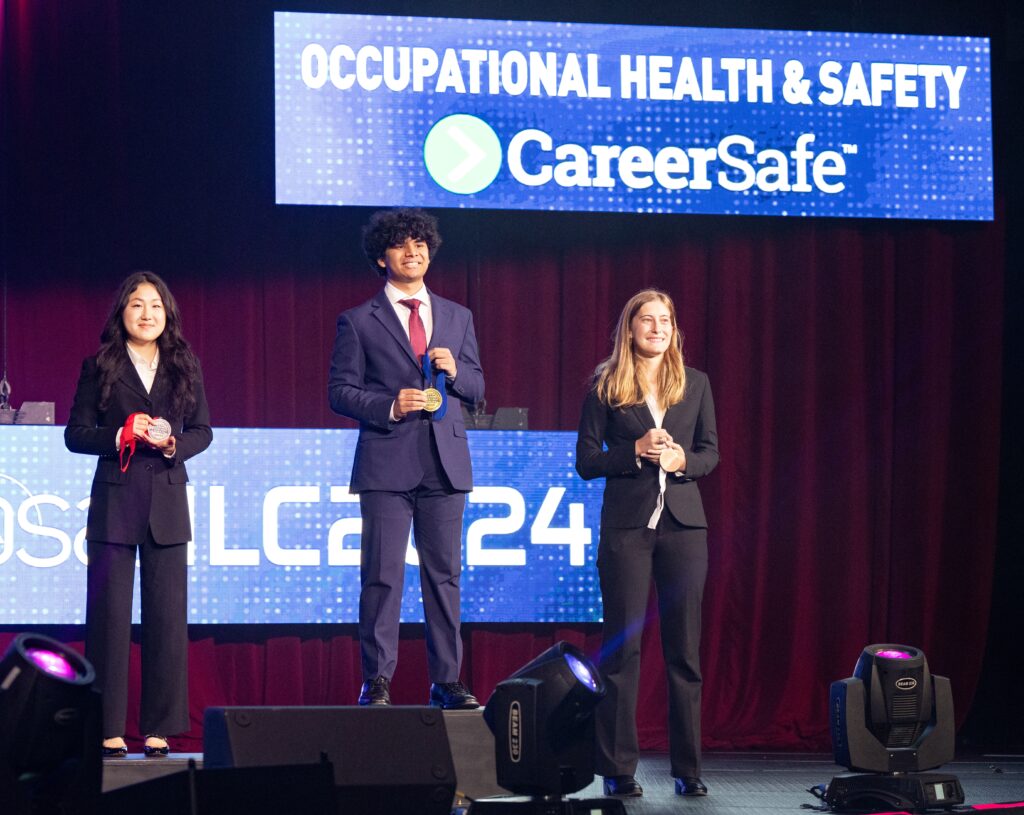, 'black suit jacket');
576,367,719,529
65,353,212,545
